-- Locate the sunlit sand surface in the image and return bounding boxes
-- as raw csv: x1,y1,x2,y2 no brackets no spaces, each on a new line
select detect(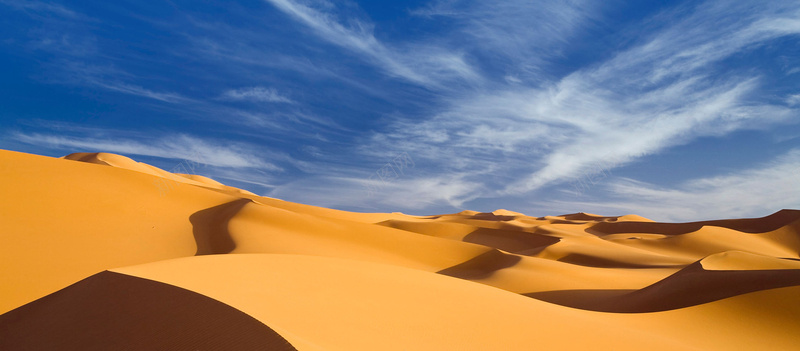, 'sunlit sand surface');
1,149,799,350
